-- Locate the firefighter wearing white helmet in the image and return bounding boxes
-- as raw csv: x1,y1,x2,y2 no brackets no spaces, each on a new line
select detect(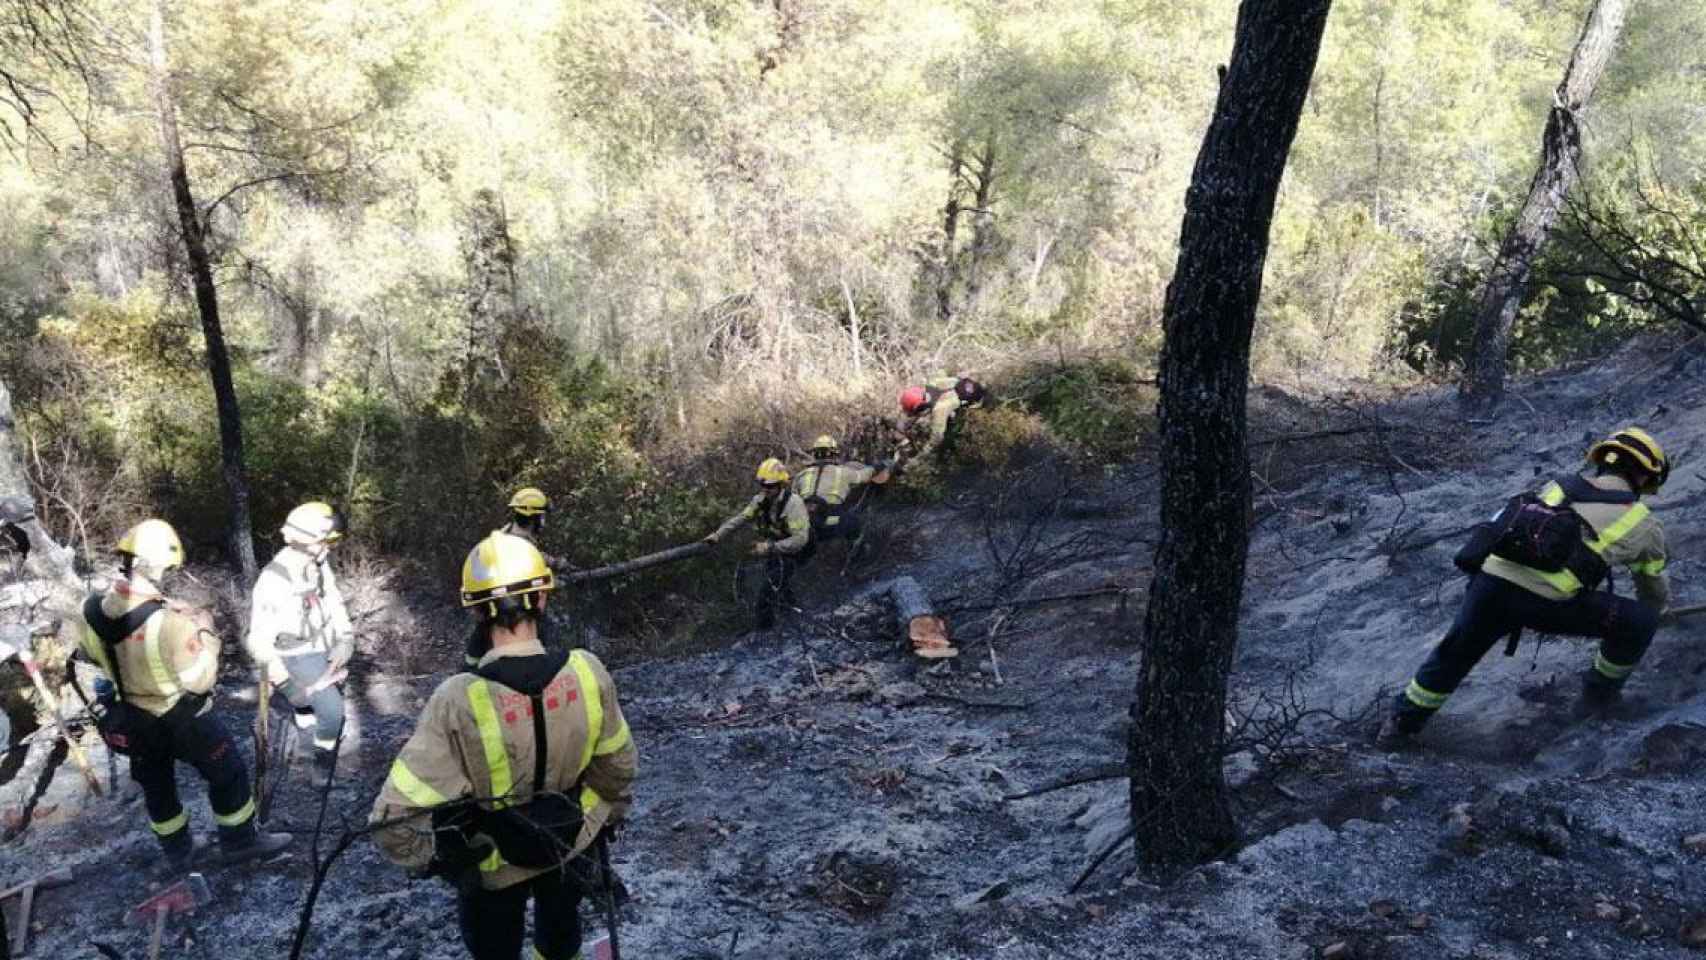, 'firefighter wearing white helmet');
370,531,636,960
78,519,290,867
464,488,568,669
247,501,353,772
1380,426,1673,747
703,458,813,629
